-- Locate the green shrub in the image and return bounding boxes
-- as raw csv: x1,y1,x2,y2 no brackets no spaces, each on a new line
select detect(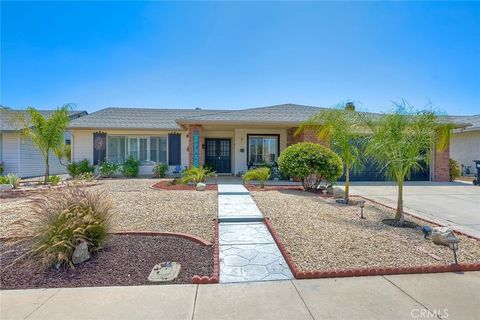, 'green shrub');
0,162,4,175
243,167,270,188
78,172,95,181
152,162,169,178
99,161,119,178
121,156,140,178
0,173,21,188
179,167,215,185
6,187,114,270
449,159,461,181
278,142,343,191
48,175,61,186
67,159,94,179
